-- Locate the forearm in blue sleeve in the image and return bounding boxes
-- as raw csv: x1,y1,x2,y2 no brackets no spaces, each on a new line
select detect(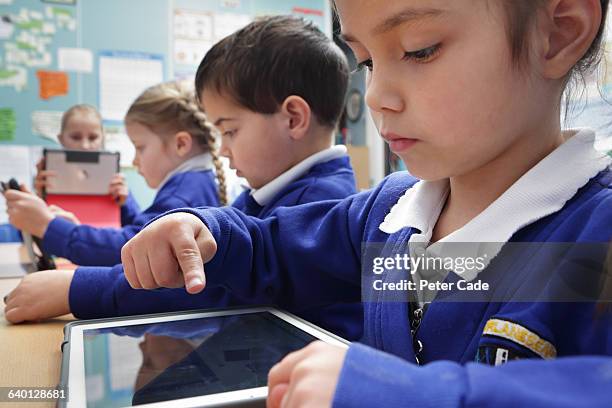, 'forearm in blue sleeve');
333,343,612,408
43,216,138,266
175,196,367,311
69,264,126,318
